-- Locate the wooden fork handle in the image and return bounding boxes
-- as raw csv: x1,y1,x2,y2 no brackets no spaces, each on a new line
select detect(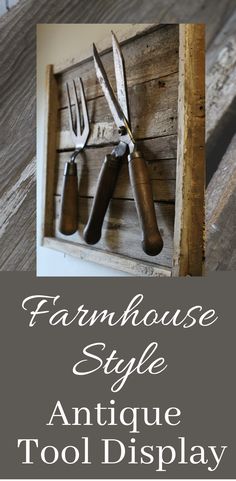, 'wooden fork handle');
59,162,78,236
83,154,121,244
128,150,163,256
